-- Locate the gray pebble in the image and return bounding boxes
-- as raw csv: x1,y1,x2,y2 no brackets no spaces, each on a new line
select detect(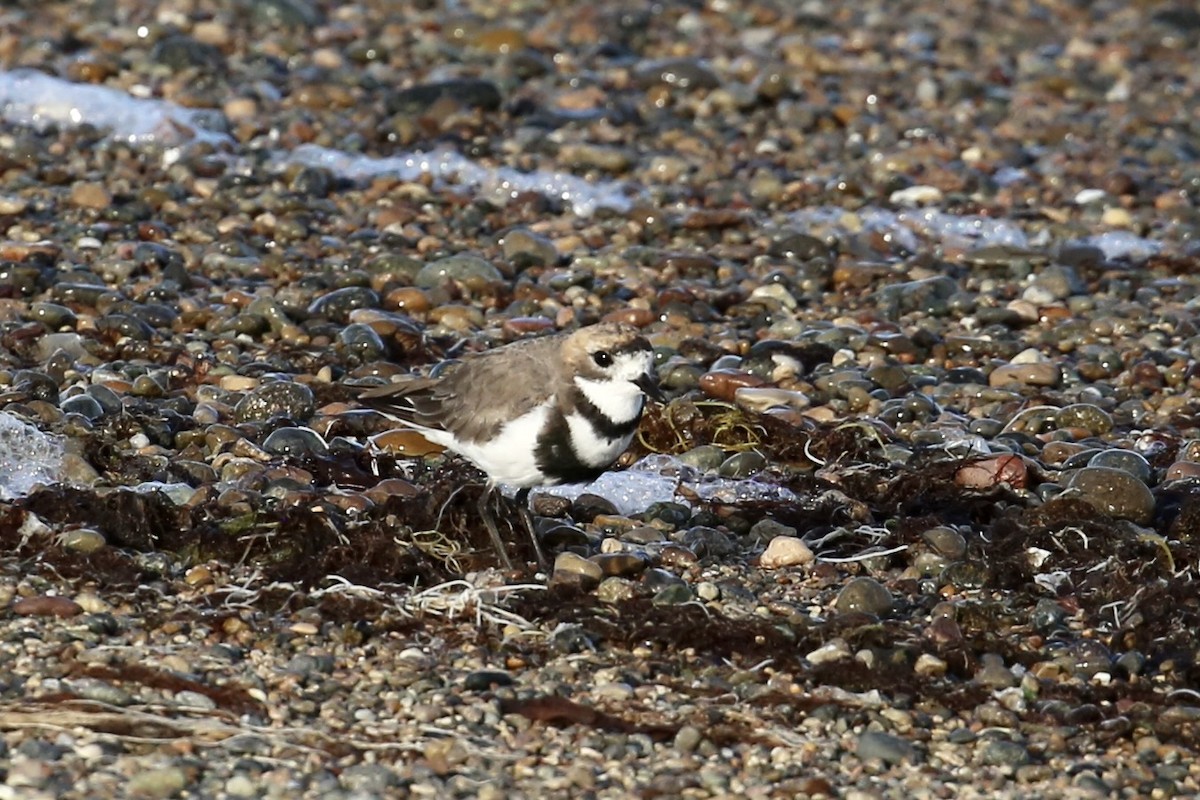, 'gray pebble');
856,731,915,764
835,577,893,616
